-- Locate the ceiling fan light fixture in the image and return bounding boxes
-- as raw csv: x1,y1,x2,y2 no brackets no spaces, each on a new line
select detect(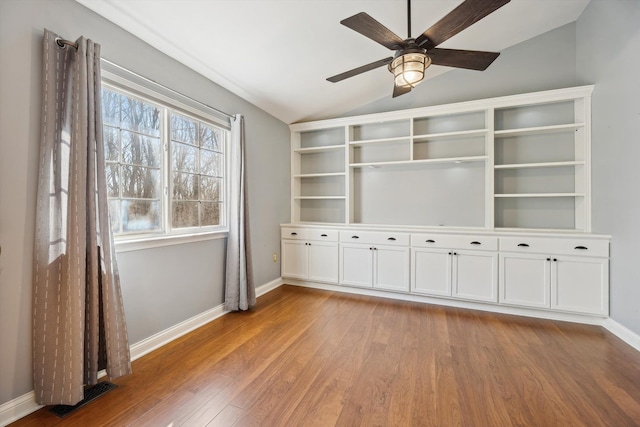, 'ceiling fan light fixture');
390,52,431,87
